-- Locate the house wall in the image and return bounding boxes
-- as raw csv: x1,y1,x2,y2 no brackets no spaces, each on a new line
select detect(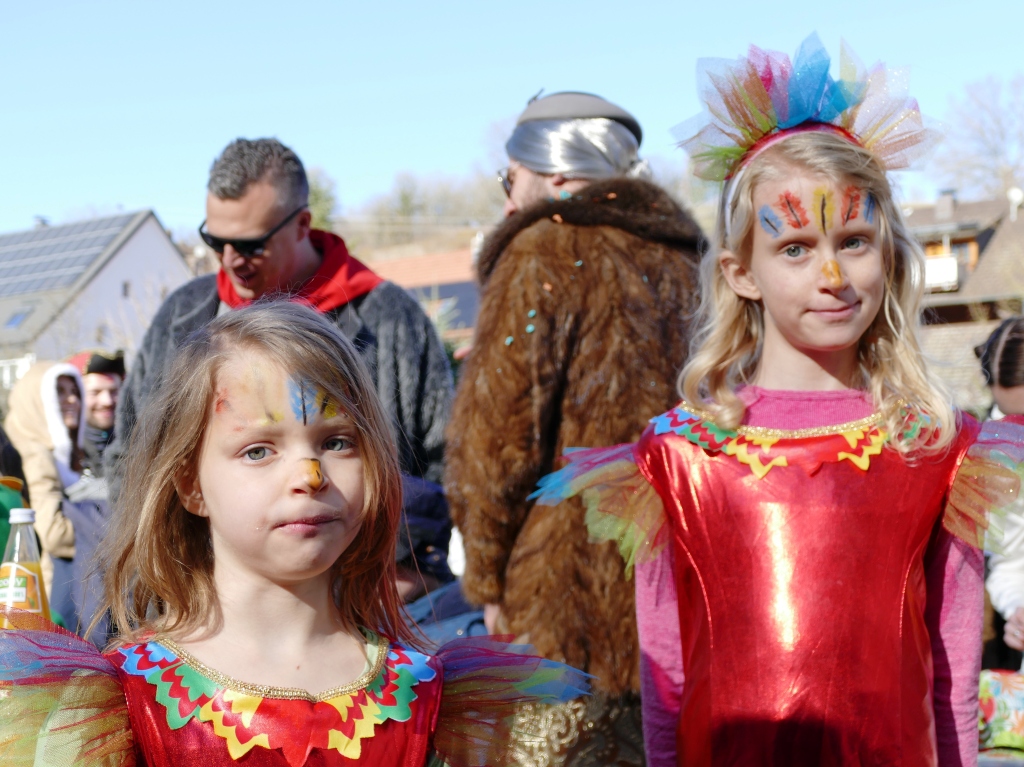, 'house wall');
32,216,192,361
